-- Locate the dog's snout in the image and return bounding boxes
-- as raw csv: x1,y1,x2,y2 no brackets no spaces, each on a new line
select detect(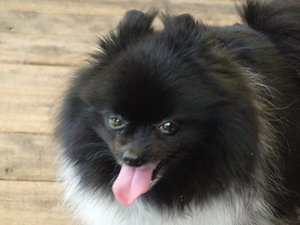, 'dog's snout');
122,151,144,167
